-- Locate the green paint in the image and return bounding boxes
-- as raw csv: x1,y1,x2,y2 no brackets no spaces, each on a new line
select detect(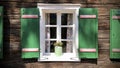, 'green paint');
21,8,40,58
55,46,62,56
110,9,120,59
79,8,98,59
